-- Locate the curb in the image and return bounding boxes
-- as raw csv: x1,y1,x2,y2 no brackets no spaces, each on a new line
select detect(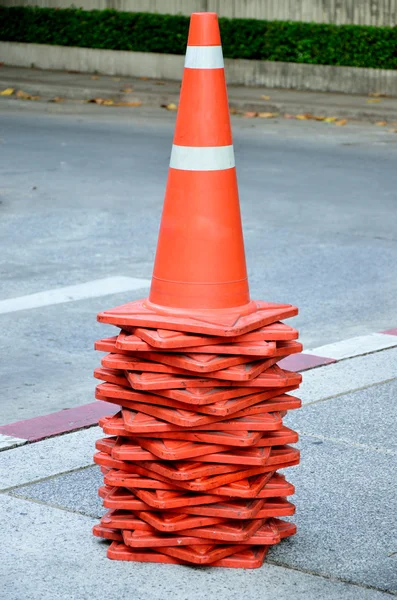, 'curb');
2,42,397,97
0,329,395,450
